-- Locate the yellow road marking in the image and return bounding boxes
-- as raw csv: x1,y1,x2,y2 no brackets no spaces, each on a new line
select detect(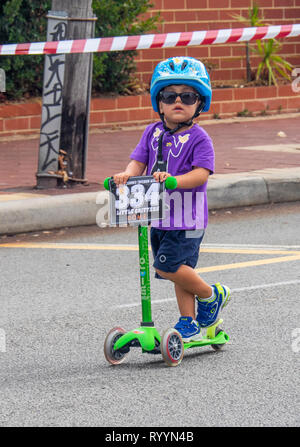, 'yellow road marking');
1,243,300,273
0,242,138,251
201,248,300,255
195,255,300,273
1,242,300,256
